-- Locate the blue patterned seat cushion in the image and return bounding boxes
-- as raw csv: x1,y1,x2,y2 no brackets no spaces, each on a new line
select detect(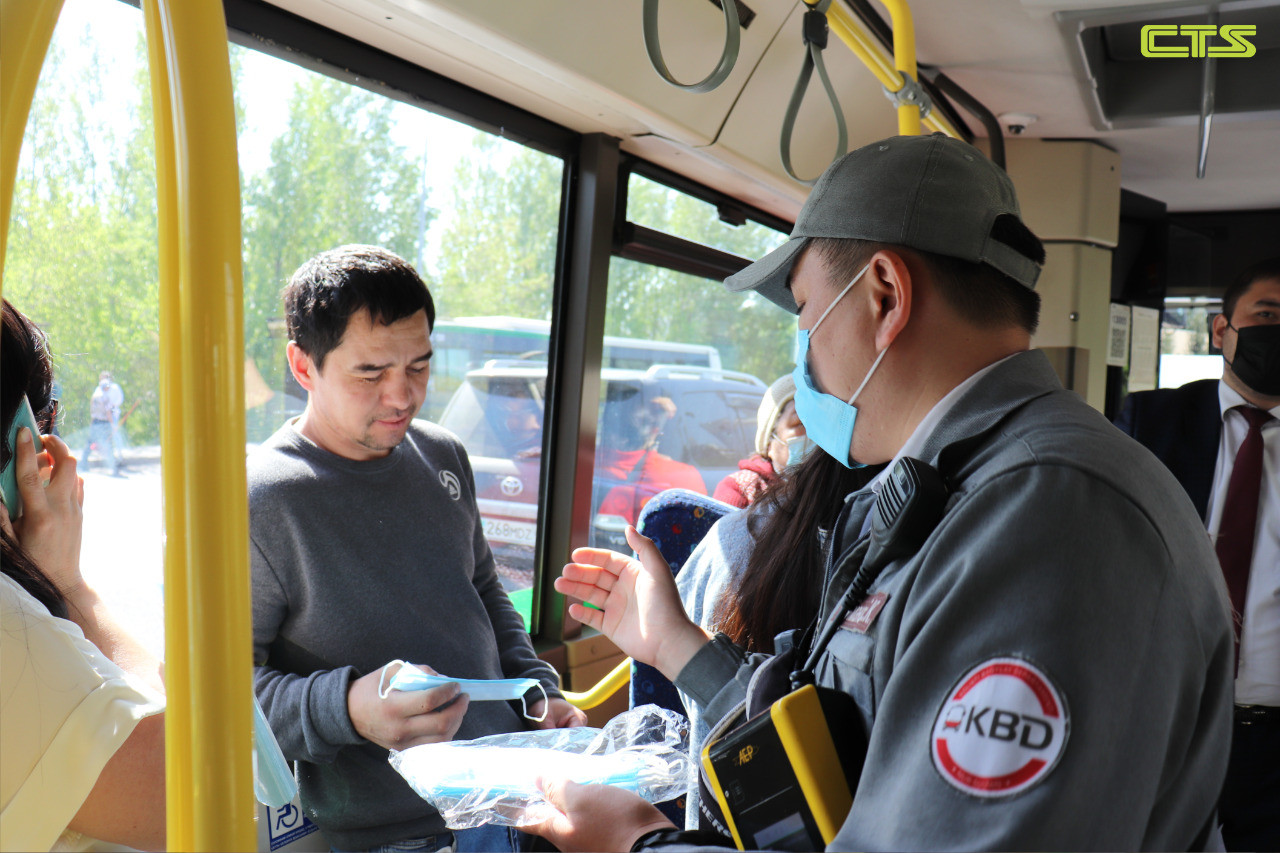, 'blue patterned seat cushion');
631,489,734,823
